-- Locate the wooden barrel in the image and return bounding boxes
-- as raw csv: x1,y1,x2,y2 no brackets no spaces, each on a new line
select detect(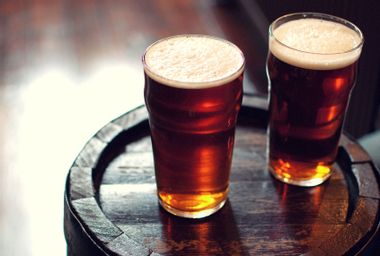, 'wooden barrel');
64,95,380,255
